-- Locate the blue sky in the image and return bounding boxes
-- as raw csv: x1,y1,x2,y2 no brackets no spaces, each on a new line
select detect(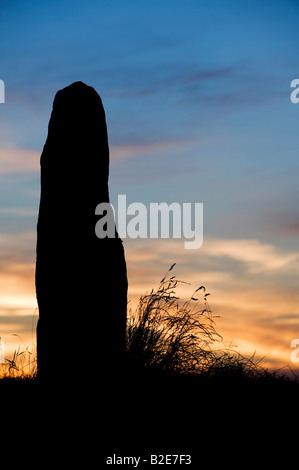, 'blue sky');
0,0,298,369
